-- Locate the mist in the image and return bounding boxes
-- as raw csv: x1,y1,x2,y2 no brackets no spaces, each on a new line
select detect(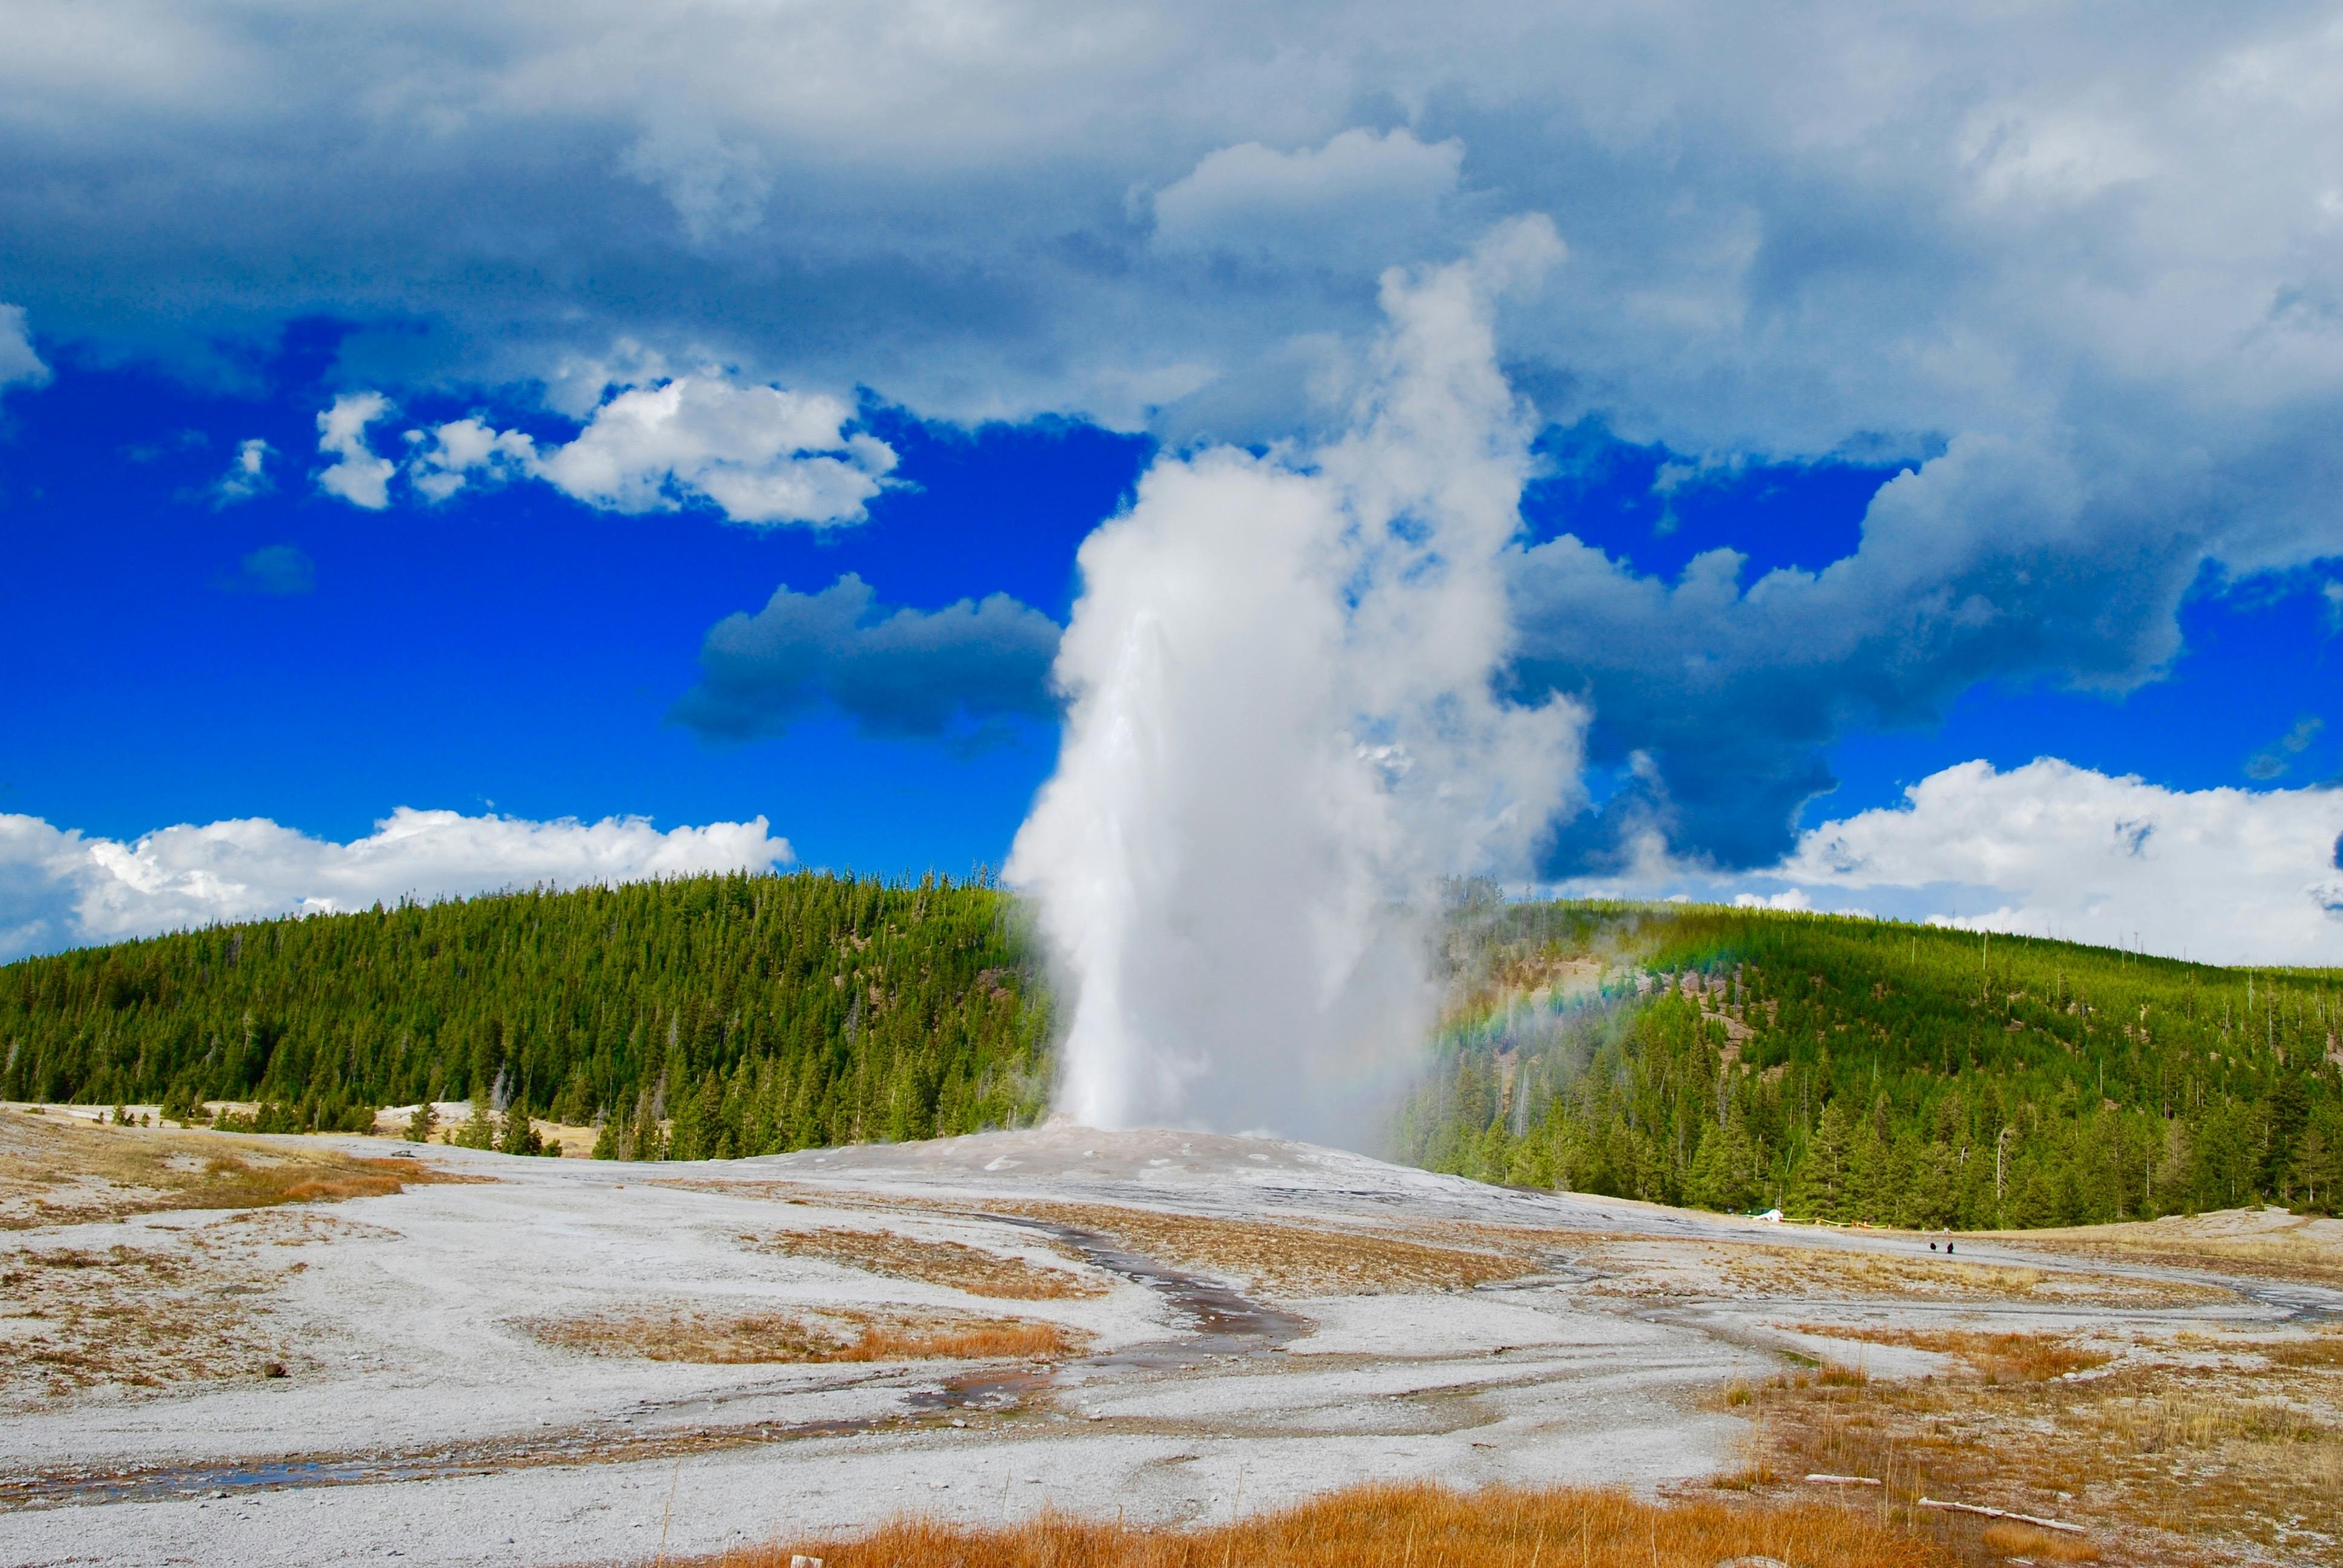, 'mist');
1005,218,1585,1145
